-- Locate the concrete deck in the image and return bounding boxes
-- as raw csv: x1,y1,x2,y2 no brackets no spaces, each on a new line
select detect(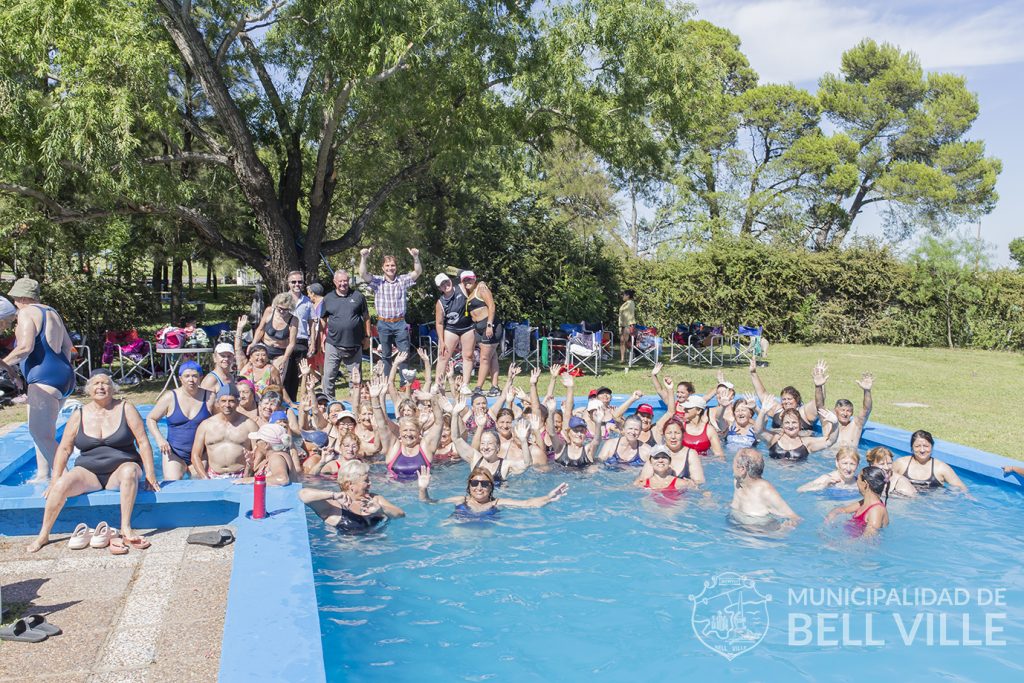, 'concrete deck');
0,526,234,683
